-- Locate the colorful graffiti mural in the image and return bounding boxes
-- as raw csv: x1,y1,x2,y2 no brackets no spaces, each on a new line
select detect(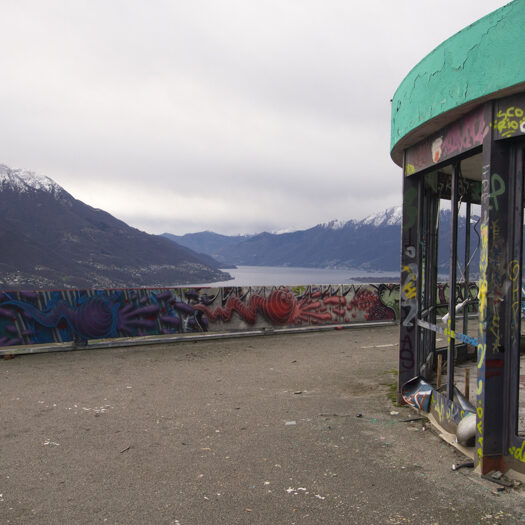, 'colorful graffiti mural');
401,376,433,412
0,284,402,348
0,282,478,349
